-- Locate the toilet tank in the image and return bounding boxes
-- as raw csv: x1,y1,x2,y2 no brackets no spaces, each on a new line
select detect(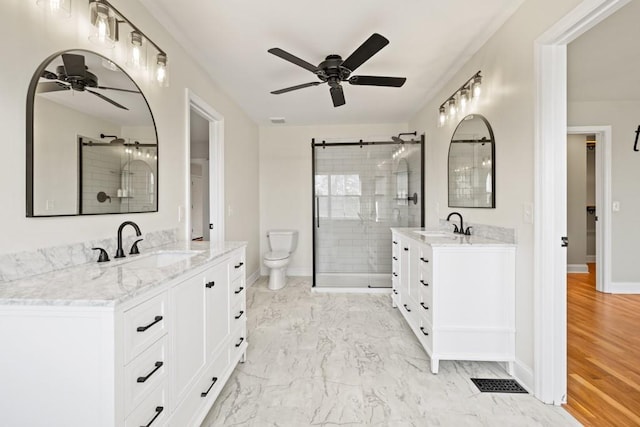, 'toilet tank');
267,230,298,253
